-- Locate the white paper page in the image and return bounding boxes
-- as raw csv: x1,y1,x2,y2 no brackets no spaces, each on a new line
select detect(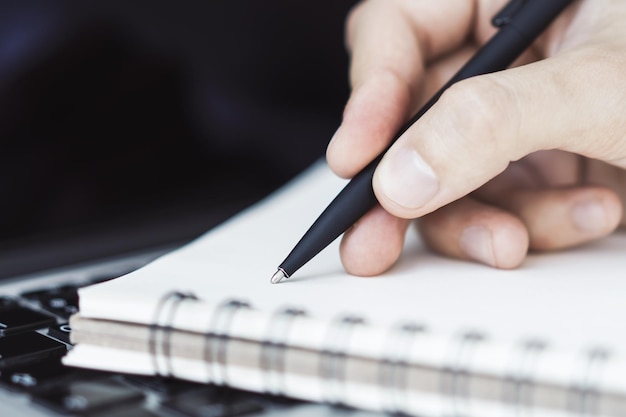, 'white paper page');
77,159,626,351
